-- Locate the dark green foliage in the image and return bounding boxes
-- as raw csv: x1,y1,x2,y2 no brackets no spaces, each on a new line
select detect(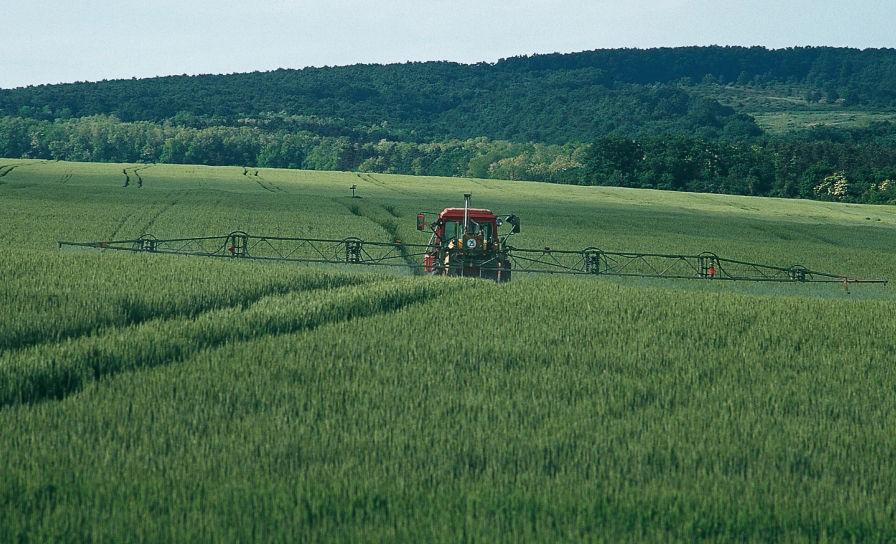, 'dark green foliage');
4,46,896,134
584,136,645,186
0,49,785,143
584,128,896,201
